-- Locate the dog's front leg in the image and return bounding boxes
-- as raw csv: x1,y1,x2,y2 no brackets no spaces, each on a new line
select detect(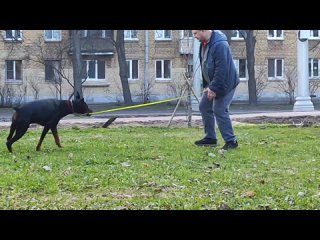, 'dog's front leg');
51,126,62,148
36,126,50,151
